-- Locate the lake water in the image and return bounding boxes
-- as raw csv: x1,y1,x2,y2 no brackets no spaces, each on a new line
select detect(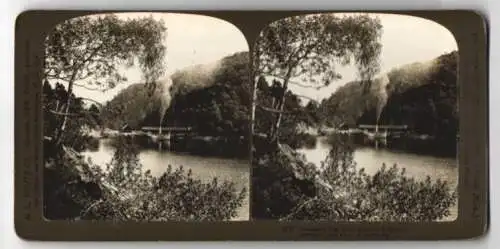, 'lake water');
82,139,250,221
296,136,459,221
